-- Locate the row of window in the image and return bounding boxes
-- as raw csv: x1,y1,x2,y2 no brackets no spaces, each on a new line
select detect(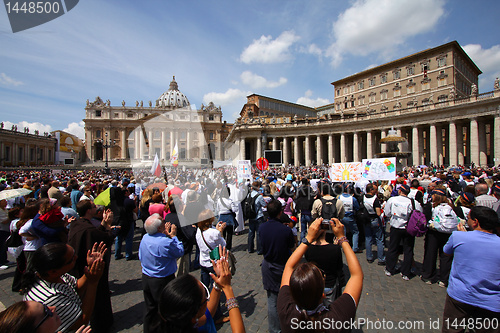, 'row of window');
3,146,51,162
94,110,217,122
339,79,448,108
338,57,447,96
337,94,449,111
